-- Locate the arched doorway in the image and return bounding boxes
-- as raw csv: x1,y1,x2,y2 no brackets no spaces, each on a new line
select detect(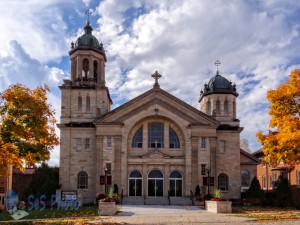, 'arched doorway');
128,171,142,196
148,170,163,197
169,171,182,197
